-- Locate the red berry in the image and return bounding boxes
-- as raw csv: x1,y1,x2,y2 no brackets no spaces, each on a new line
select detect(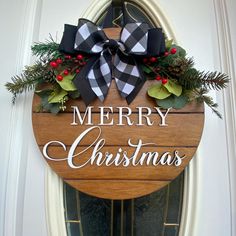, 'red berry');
162,78,168,84
56,58,63,64
77,54,83,60
170,48,177,54
150,57,157,63
75,69,80,73
155,75,162,81
82,61,86,66
65,55,72,59
143,58,148,63
63,70,69,75
57,75,63,81
50,61,58,68
164,51,169,56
